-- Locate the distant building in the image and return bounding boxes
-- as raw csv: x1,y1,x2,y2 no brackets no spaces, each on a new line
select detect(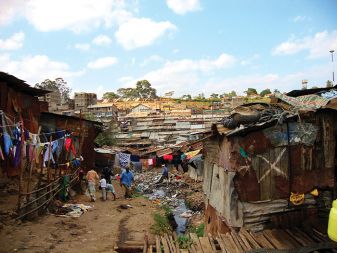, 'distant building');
74,92,97,112
87,102,118,118
130,104,152,113
39,89,61,112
